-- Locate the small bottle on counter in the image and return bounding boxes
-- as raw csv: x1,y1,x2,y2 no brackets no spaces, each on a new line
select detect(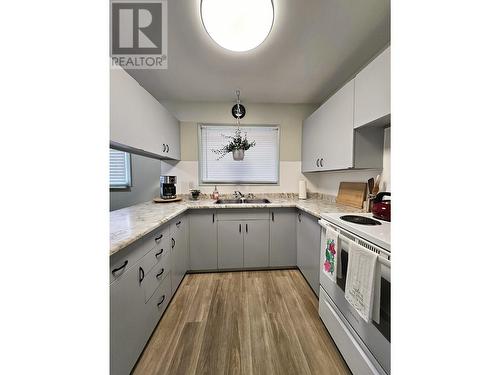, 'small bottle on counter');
212,186,219,200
